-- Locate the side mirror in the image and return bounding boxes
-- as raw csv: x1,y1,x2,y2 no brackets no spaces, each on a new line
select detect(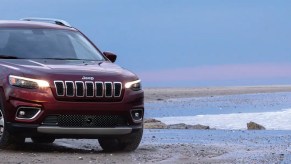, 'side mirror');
103,51,117,63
